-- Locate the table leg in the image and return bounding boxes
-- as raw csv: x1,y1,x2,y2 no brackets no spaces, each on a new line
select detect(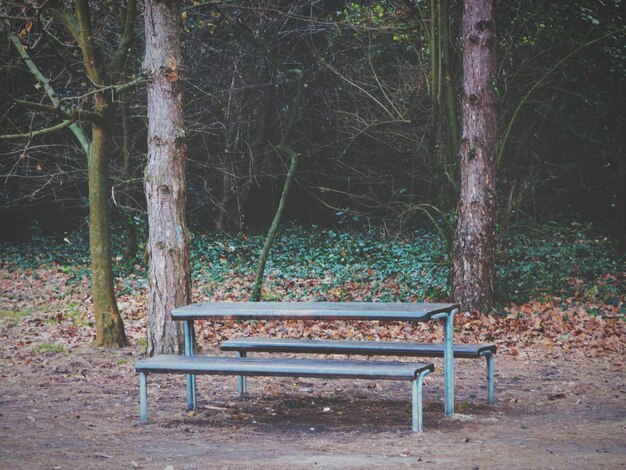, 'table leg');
484,352,495,405
433,308,457,416
139,372,148,423
443,309,456,416
184,320,197,410
236,351,247,395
